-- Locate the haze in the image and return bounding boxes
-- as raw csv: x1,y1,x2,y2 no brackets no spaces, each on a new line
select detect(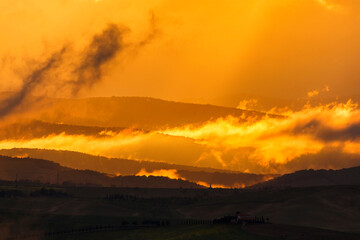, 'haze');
1,0,360,177
1,0,360,103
